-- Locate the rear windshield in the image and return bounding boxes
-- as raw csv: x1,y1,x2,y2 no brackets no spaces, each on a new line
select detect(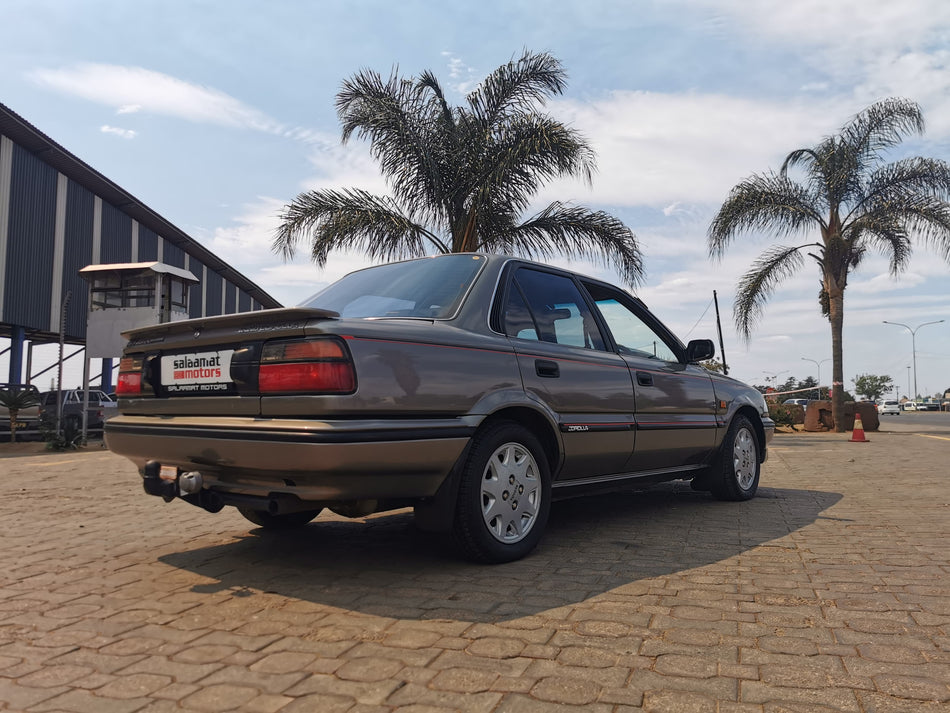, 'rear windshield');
302,254,486,319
